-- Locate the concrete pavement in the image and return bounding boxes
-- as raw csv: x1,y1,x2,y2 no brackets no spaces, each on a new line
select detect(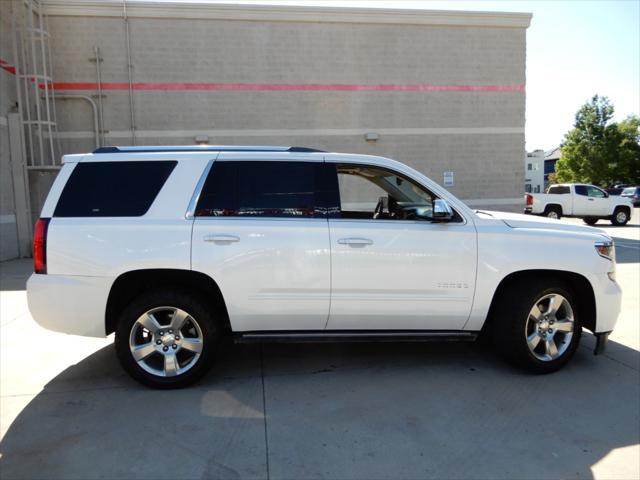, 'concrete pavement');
0,211,638,480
